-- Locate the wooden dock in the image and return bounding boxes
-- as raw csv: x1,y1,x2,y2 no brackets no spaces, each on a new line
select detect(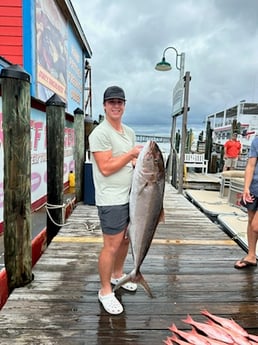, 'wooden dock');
183,171,221,191
0,183,257,344
184,188,257,257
